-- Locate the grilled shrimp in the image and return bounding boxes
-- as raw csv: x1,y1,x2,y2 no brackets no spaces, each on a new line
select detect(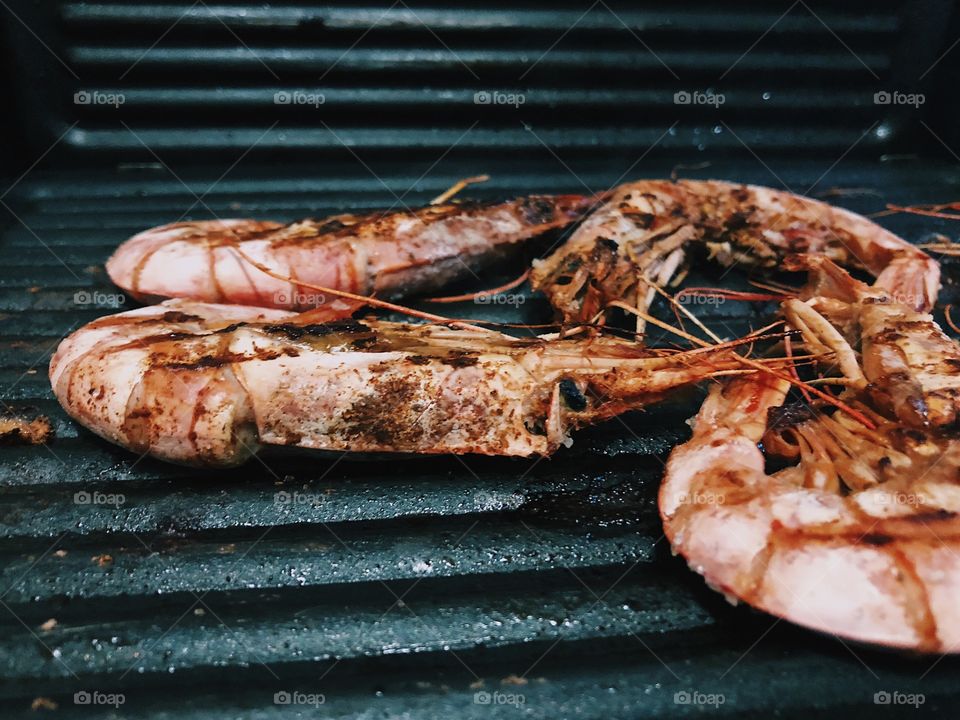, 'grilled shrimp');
660,251,960,652
782,255,956,427
107,195,594,311
531,179,937,327
50,300,745,467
